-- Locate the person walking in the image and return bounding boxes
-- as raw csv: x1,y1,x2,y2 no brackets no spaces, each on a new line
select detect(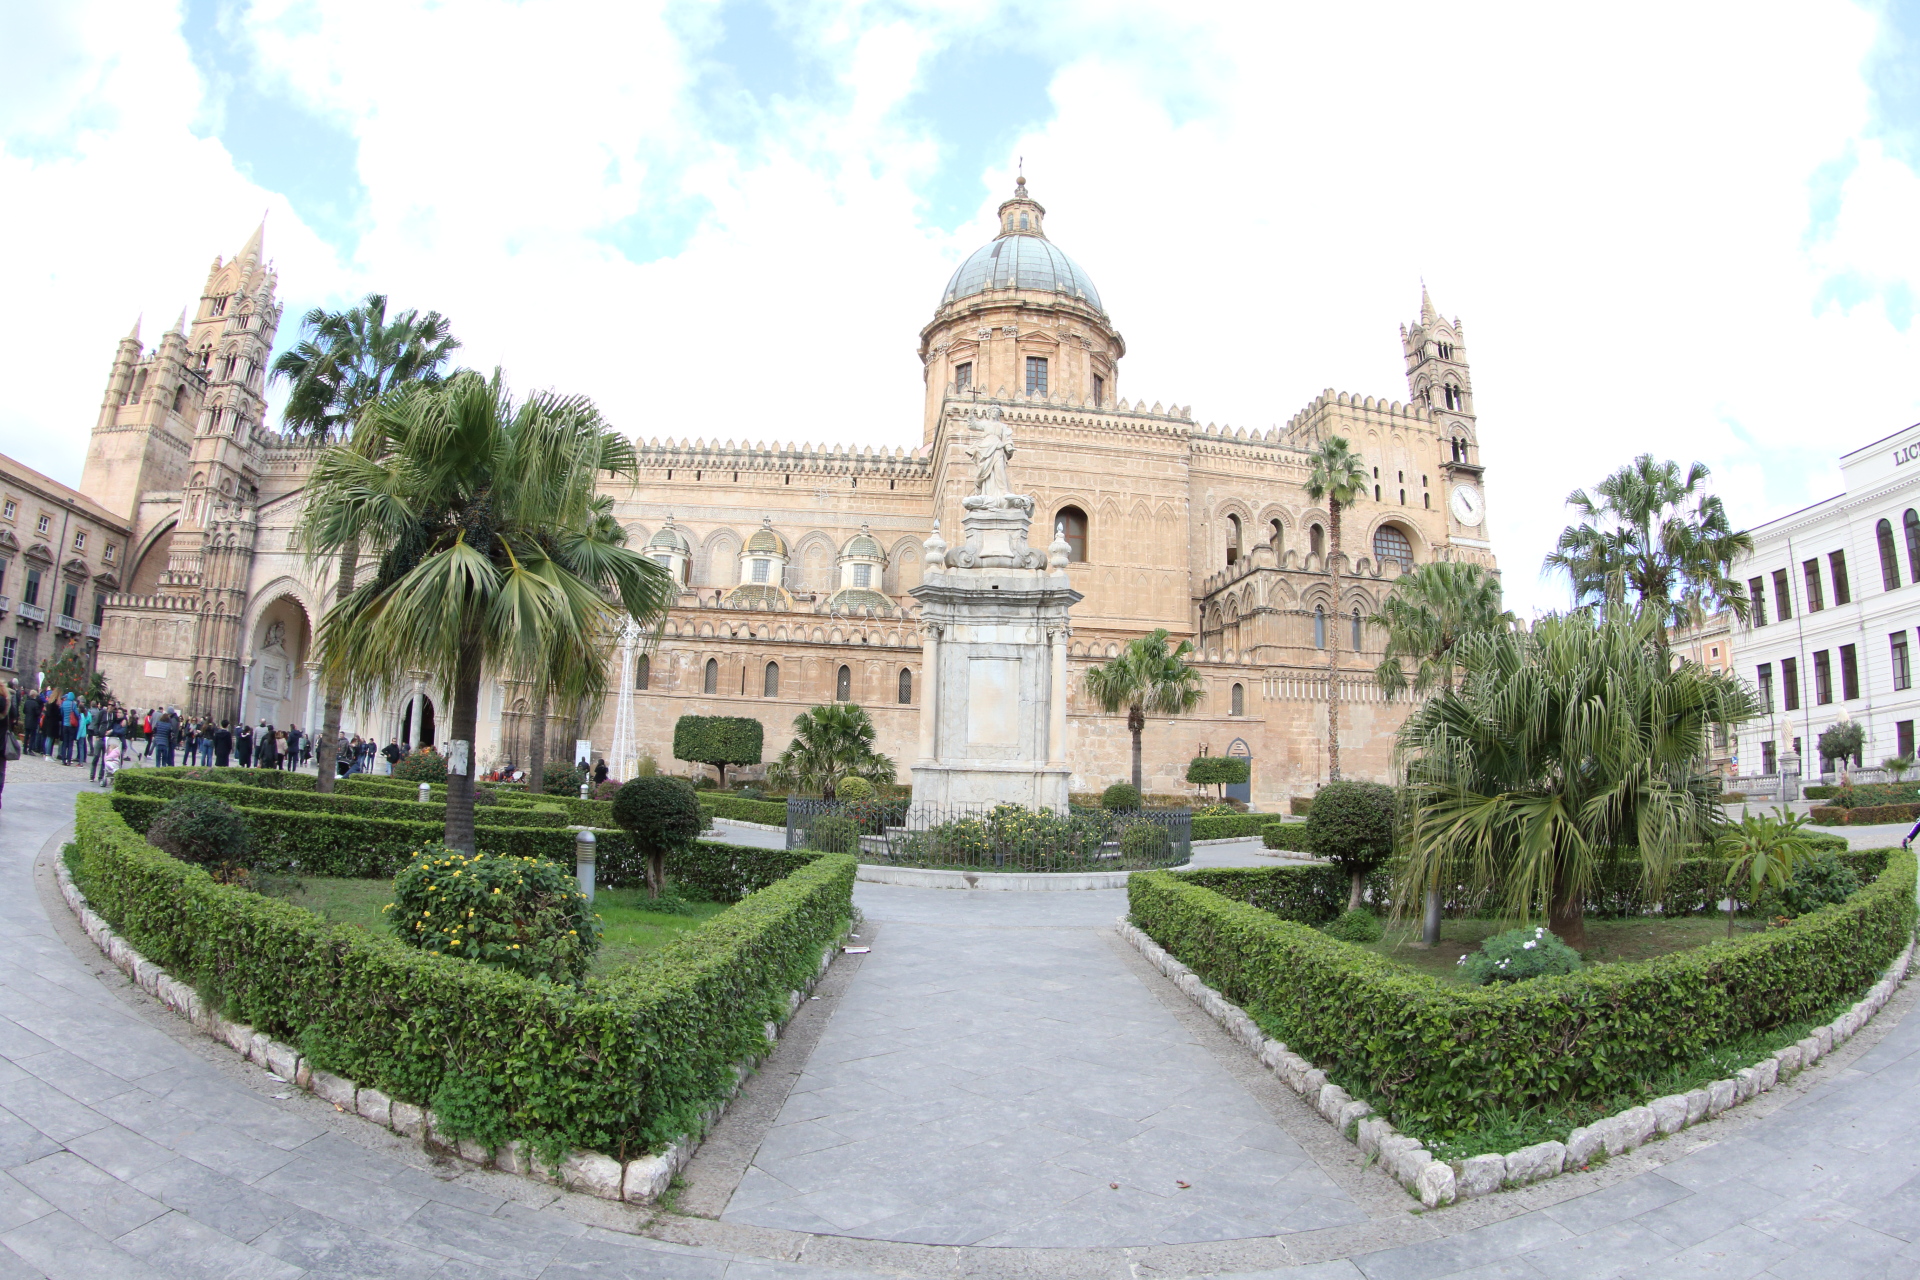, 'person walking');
381,737,403,774
19,689,38,757
39,697,60,761
213,720,232,767
235,721,254,768
0,682,14,810
86,703,104,773
152,711,176,767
